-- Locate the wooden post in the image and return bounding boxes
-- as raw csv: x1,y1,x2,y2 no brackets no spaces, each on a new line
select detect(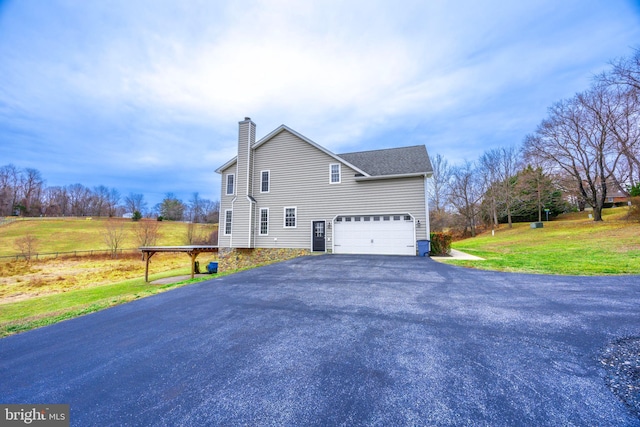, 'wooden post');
144,251,156,282
190,252,197,279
